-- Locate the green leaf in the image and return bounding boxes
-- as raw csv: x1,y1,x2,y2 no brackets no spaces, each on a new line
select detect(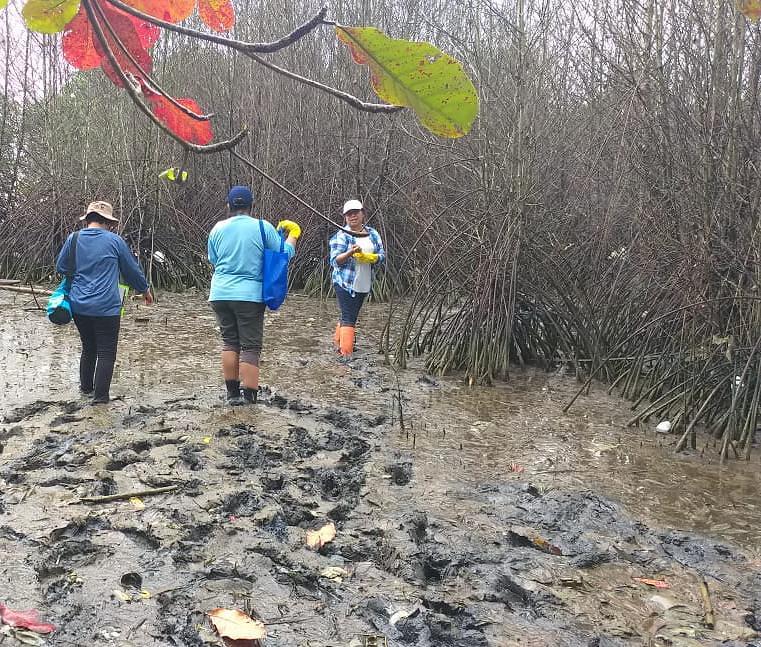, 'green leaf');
336,25,478,138
22,0,80,33
0,0,8,12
